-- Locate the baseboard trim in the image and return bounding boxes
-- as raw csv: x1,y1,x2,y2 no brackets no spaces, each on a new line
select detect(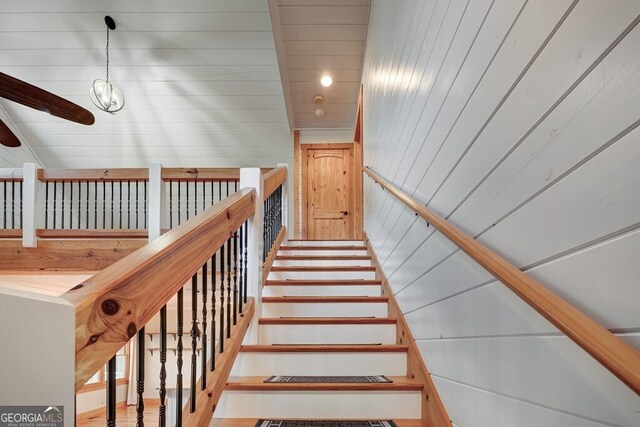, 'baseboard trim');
364,231,452,427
